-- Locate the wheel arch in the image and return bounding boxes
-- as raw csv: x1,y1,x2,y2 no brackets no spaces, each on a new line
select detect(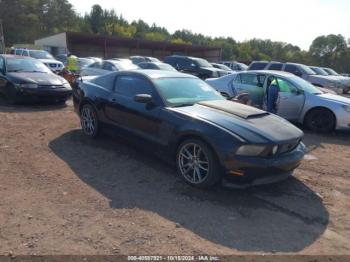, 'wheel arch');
303,106,337,127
